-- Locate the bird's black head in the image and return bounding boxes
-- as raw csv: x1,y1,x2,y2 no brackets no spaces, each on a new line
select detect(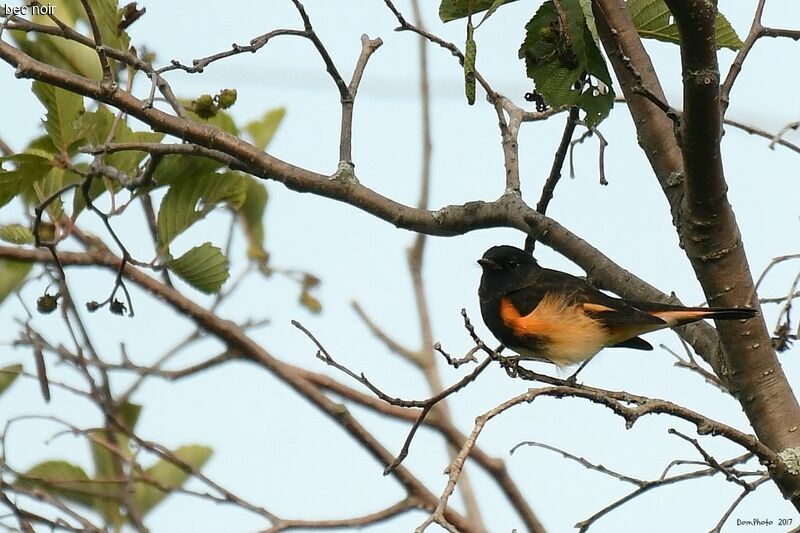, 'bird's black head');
478,245,540,296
